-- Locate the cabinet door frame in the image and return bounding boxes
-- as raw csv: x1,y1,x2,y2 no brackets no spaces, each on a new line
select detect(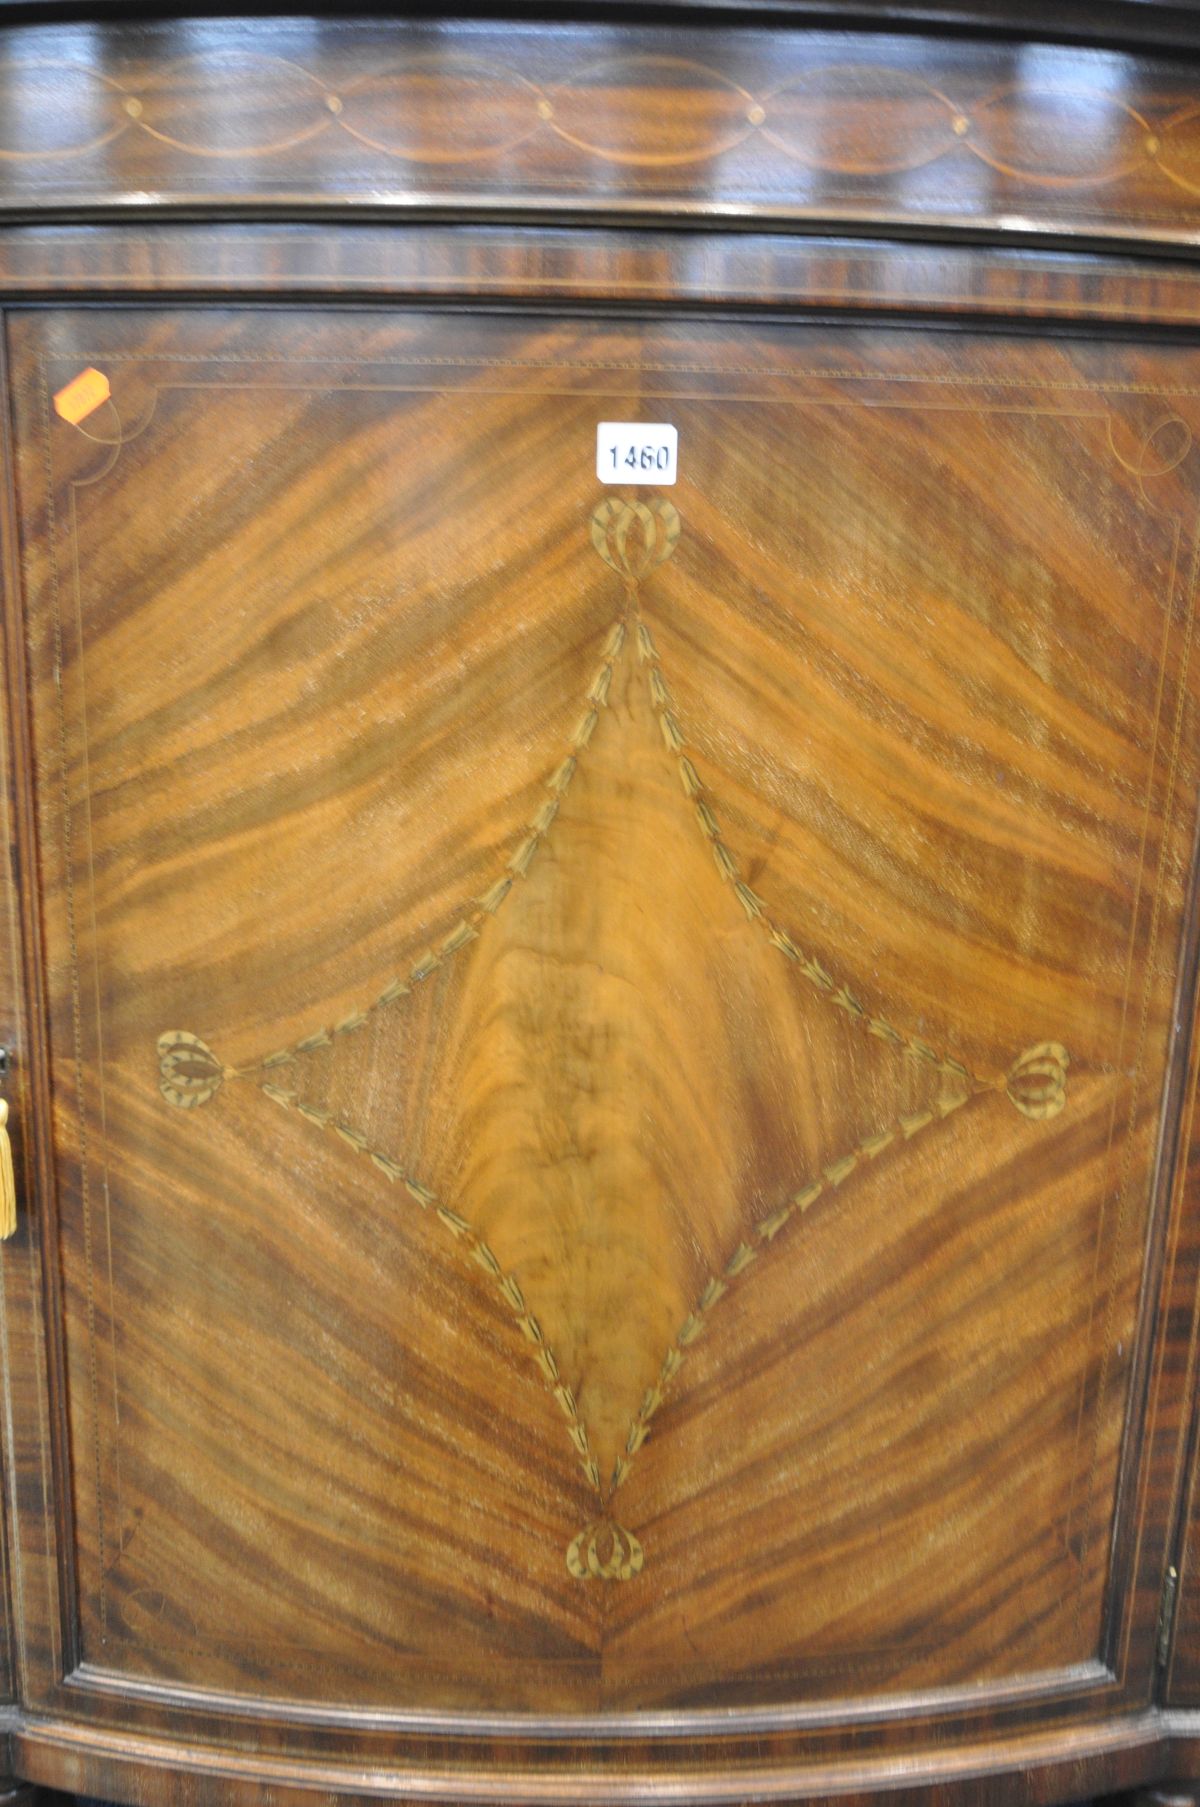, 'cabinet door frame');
0,246,1196,1806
